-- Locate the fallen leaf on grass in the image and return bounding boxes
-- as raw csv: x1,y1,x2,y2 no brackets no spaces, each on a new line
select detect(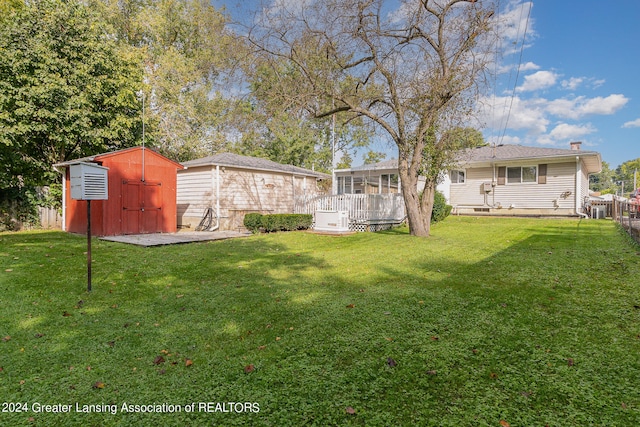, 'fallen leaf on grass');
244,364,255,374
384,337,393,342
62,311,72,317
426,370,437,375
345,406,356,415
567,358,574,367
92,381,105,389
34,333,44,338
490,372,498,379
499,421,511,427
346,304,355,308
258,345,266,350
153,356,166,365
386,357,397,367
4,269,12,272
185,359,193,367
2,336,10,342
430,336,439,341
